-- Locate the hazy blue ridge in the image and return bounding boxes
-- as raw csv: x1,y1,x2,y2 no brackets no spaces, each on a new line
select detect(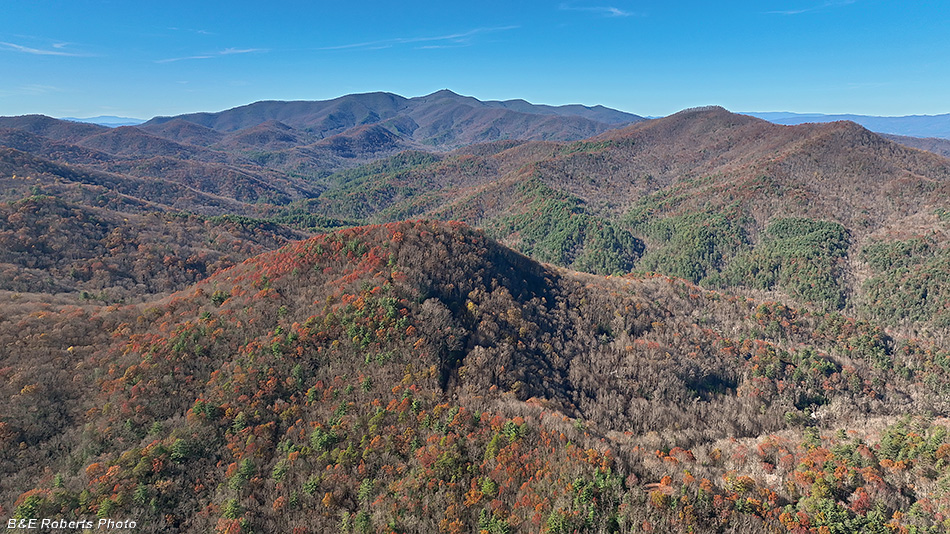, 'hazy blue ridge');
60,116,147,127
743,111,950,139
